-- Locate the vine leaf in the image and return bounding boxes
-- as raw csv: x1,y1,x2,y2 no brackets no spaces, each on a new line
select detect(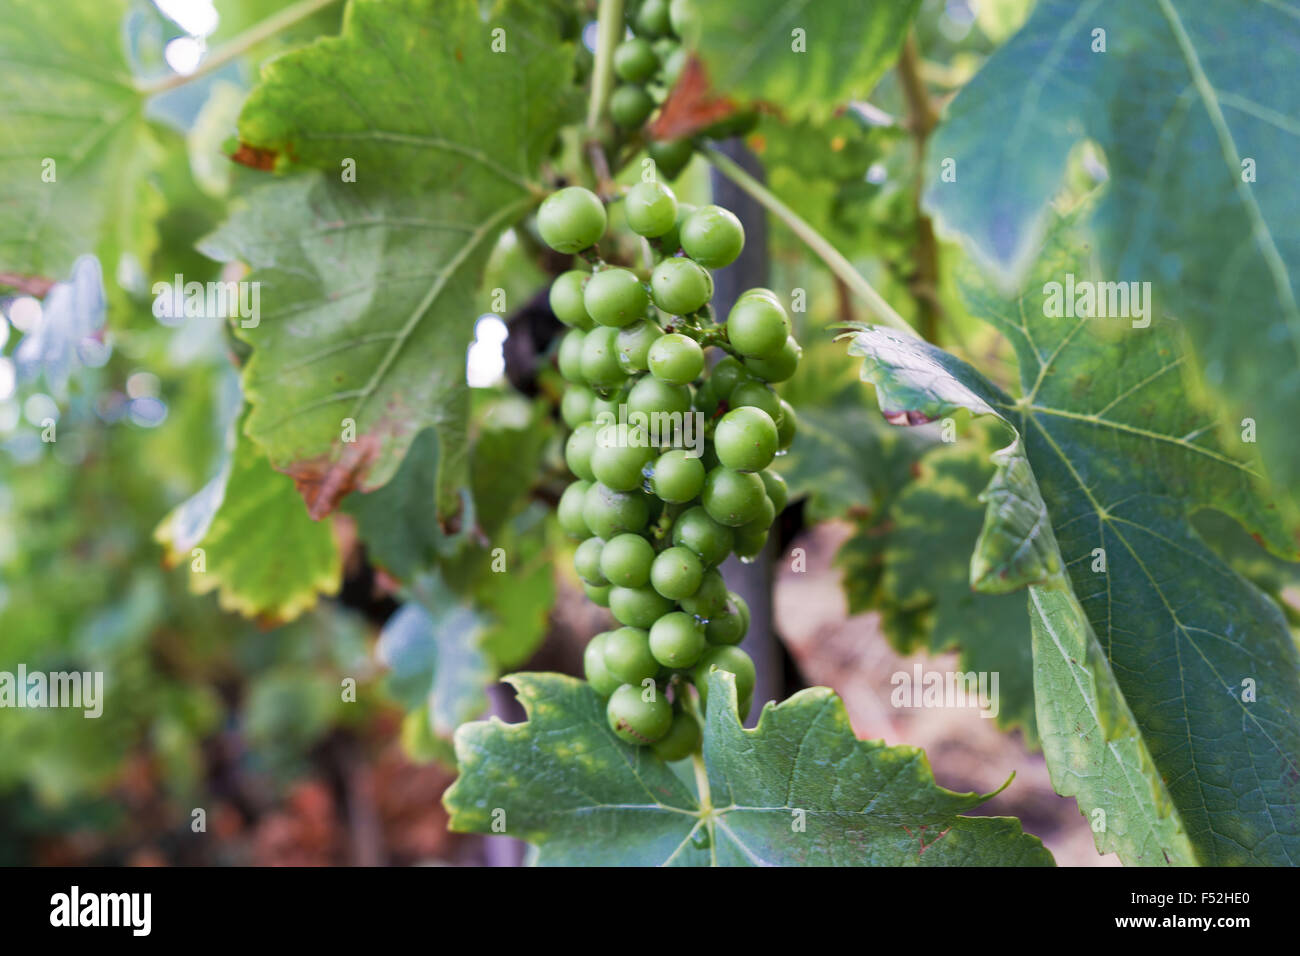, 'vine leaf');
0,0,159,286
841,220,1300,865
444,671,1054,866
924,0,1300,510
679,0,921,120
155,428,341,623
201,0,581,519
